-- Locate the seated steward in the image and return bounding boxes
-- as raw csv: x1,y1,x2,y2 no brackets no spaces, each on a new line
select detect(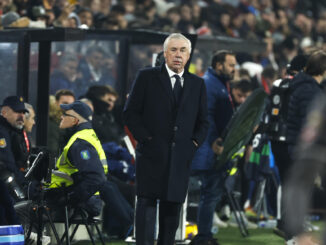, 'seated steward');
47,101,107,212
